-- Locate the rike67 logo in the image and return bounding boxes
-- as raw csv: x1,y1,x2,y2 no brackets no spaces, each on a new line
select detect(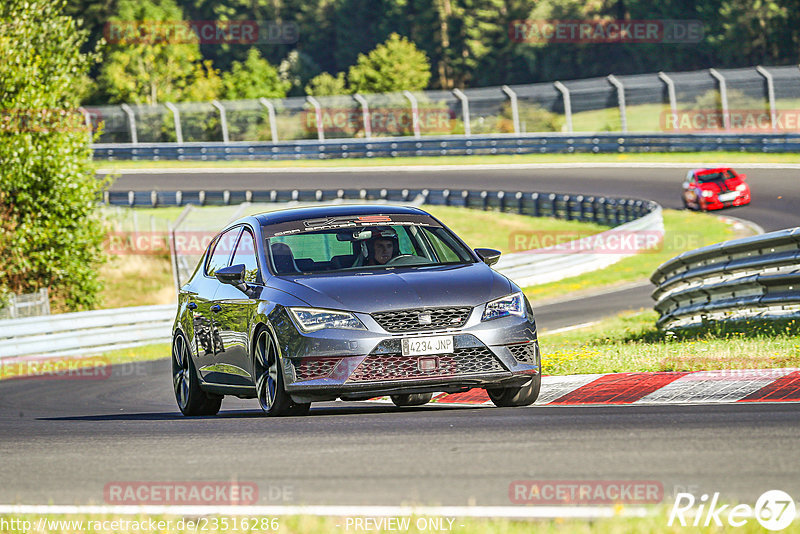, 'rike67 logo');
669,490,797,530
